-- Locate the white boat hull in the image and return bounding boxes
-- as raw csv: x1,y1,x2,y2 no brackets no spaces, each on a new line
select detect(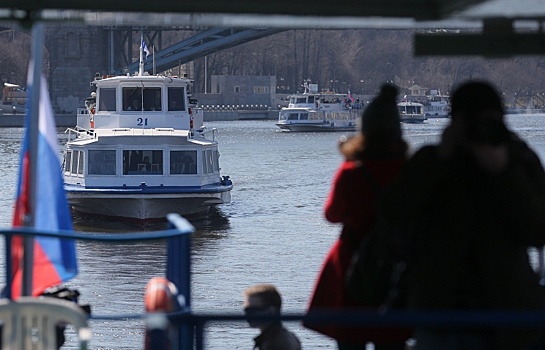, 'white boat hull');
400,115,427,123
66,186,232,221
275,122,356,132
